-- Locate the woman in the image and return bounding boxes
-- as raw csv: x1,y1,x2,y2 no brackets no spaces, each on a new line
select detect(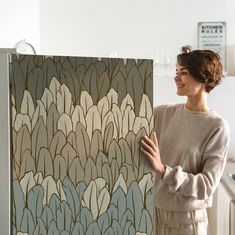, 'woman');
140,46,230,235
